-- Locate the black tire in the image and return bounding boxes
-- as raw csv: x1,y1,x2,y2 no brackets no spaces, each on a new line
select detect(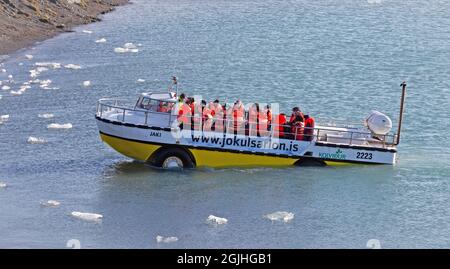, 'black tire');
295,158,326,167
150,147,195,169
